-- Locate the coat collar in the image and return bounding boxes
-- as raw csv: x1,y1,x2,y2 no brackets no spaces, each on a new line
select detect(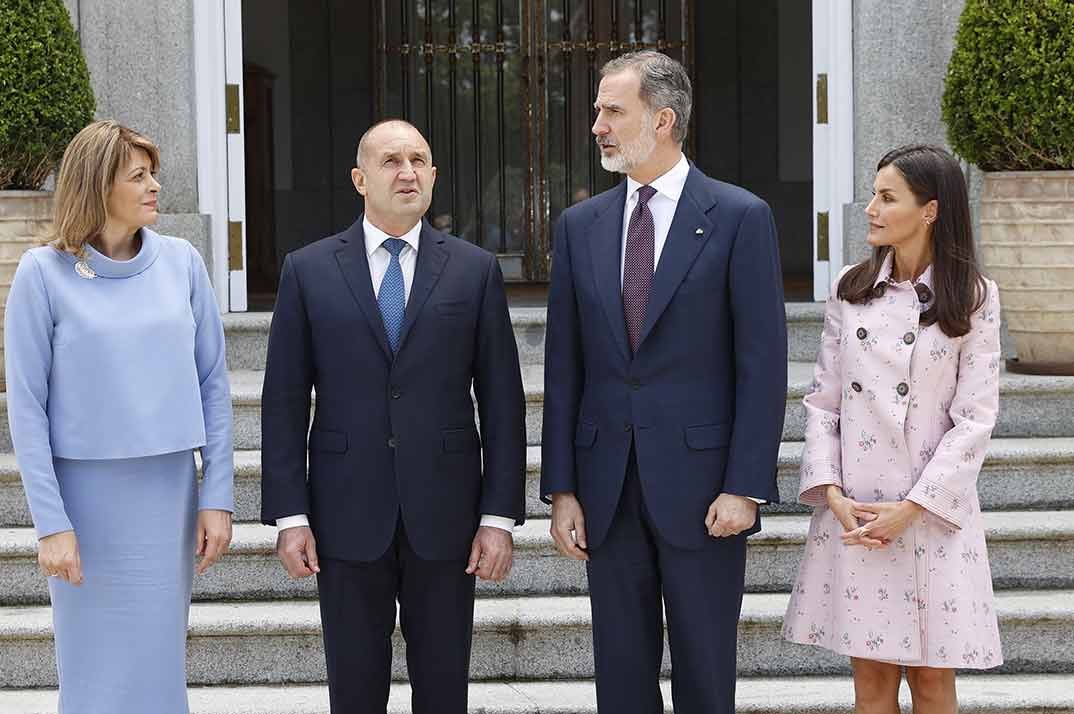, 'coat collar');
73,227,162,279
638,164,719,348
334,217,450,363
873,251,934,289
588,164,720,362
